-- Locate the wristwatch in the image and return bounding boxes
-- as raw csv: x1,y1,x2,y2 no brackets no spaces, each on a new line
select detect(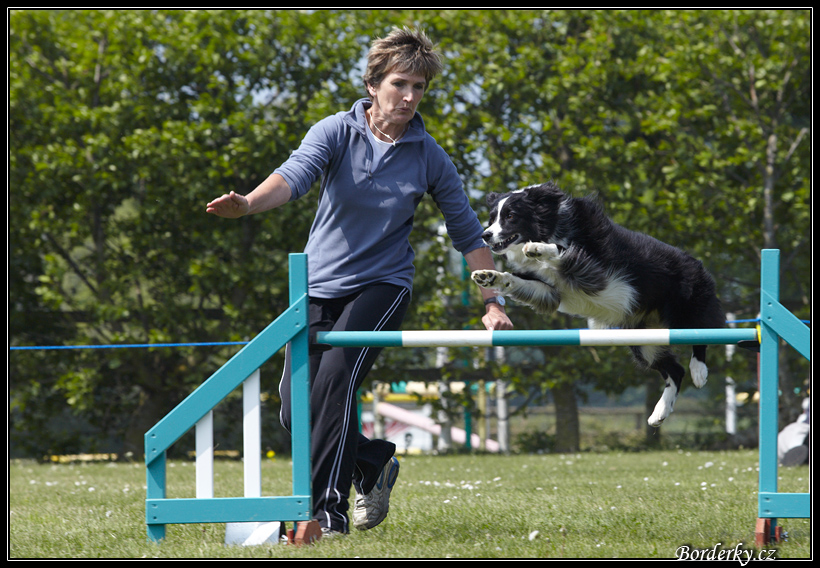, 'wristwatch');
484,295,506,307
